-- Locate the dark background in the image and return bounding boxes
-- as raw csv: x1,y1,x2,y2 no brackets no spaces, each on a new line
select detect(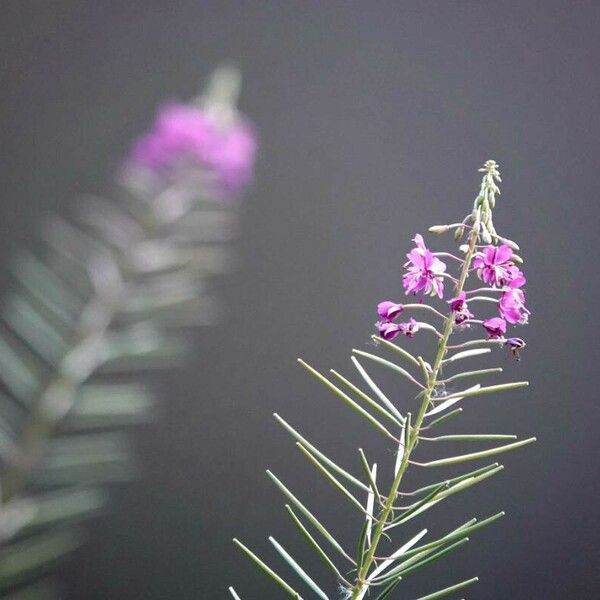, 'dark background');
1,1,599,598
